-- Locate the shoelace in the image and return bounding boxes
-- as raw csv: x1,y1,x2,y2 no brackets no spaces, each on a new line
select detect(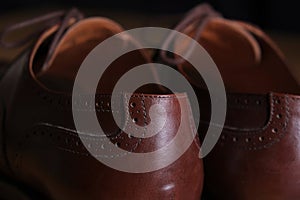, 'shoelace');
0,8,84,69
160,3,221,65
